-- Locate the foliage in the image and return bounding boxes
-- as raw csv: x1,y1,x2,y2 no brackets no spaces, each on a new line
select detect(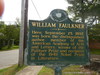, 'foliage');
0,64,26,75
4,25,20,48
15,18,21,26
0,21,20,49
88,24,100,40
66,0,100,44
66,0,100,26
0,23,6,49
